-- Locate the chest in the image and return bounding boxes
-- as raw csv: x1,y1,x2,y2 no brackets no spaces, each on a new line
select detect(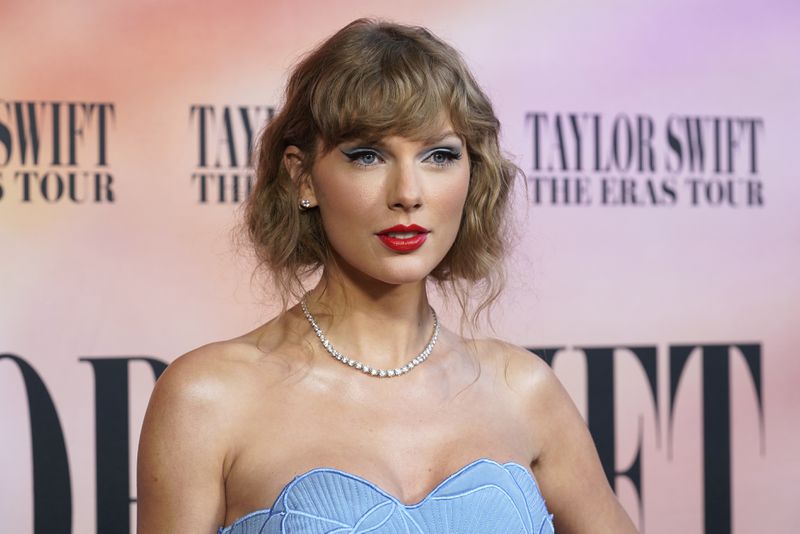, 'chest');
223,384,536,525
